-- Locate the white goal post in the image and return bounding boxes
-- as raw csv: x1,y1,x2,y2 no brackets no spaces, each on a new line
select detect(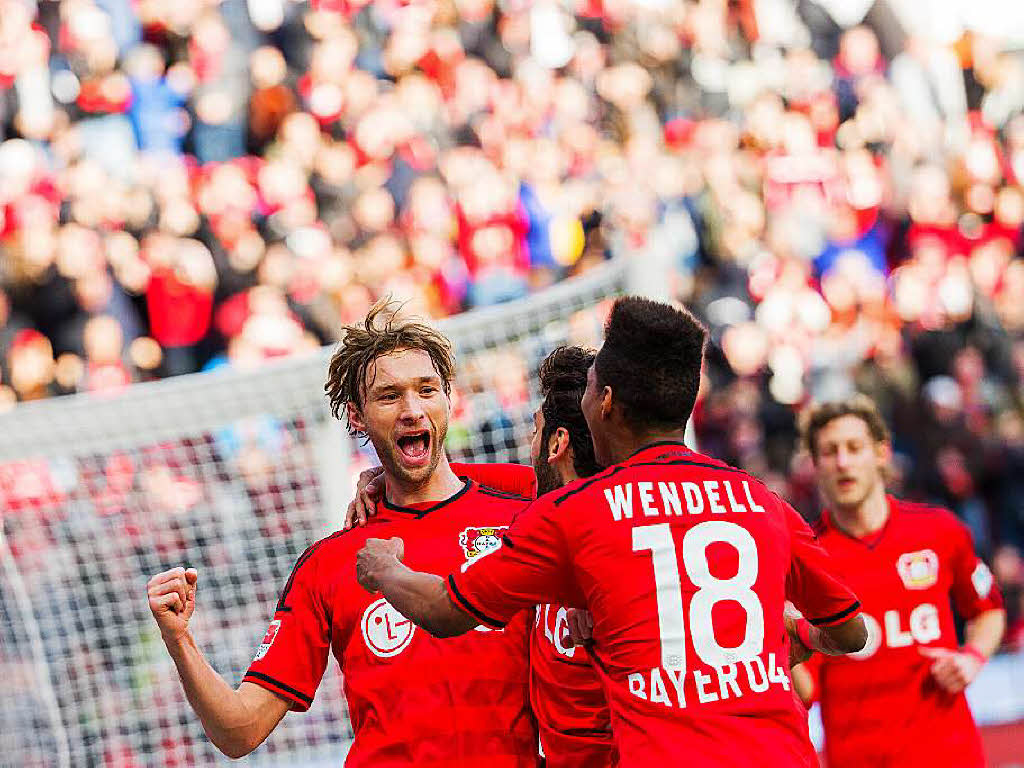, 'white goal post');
0,259,628,767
